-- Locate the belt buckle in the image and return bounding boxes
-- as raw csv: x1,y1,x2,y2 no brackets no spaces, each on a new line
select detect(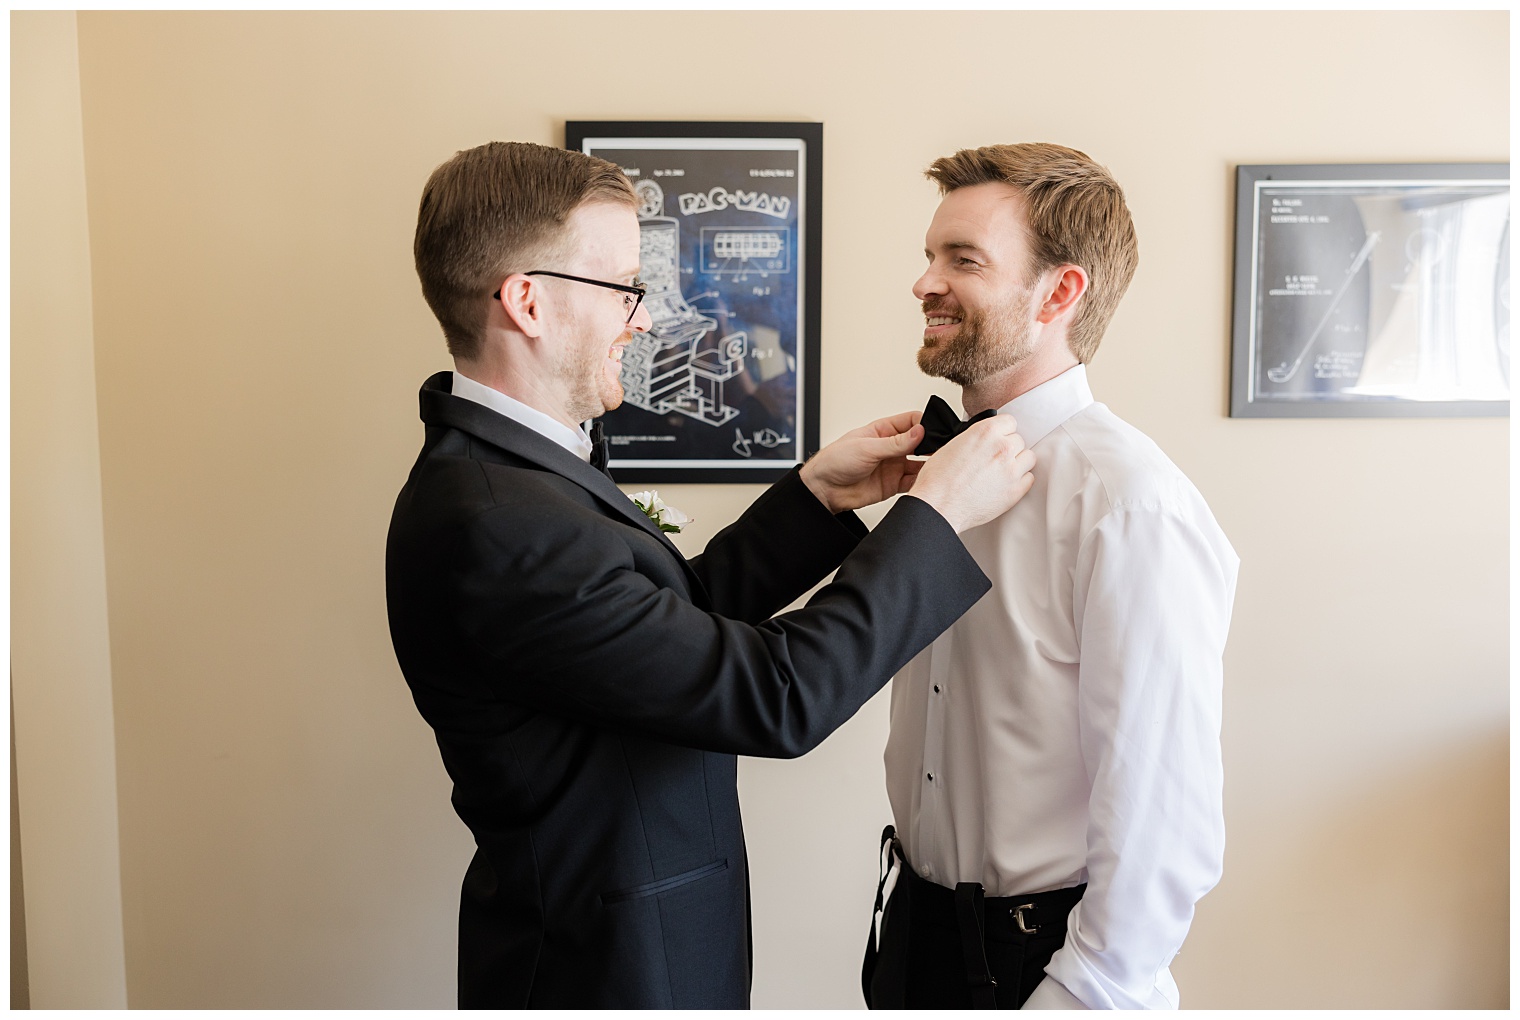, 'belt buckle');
1013,902,1038,935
